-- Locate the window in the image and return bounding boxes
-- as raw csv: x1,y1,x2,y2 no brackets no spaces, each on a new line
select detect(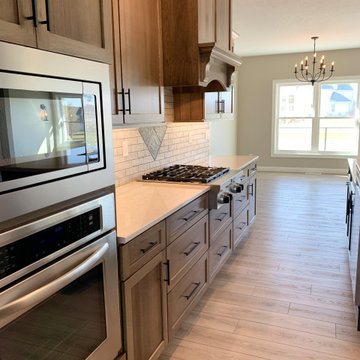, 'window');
272,79,360,157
